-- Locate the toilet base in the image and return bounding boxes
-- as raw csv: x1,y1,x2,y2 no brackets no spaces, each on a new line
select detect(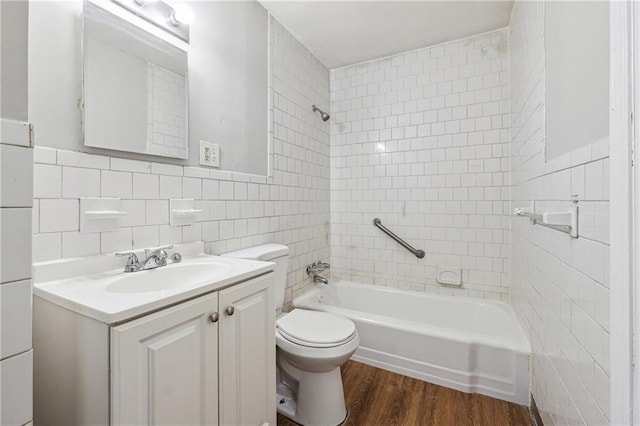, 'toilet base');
276,362,348,426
